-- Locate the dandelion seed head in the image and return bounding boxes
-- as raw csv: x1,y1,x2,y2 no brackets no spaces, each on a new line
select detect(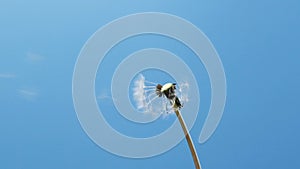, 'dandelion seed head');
132,74,190,117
